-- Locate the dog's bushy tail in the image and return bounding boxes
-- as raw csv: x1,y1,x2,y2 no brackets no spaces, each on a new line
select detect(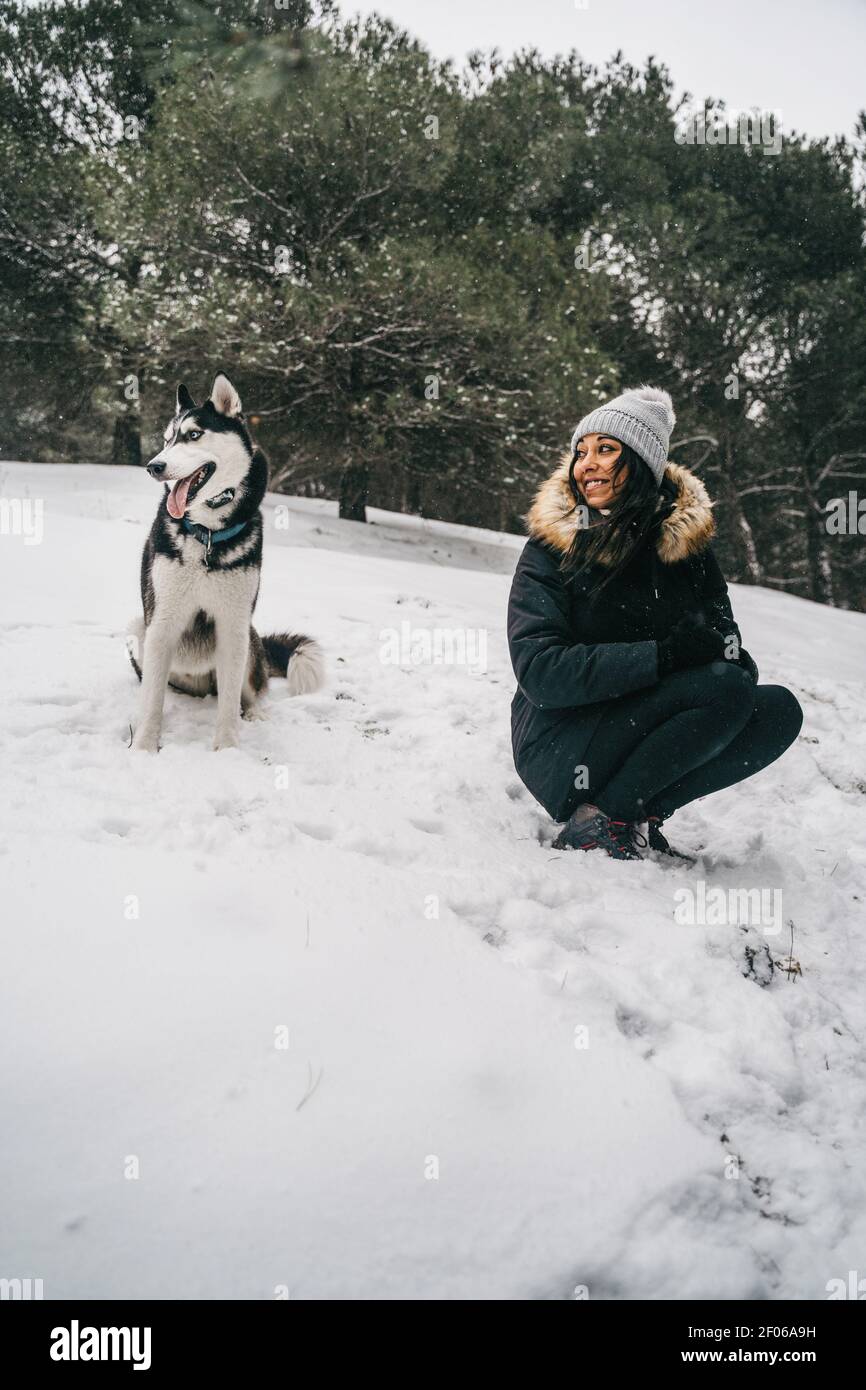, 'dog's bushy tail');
126,616,144,682
262,633,325,695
